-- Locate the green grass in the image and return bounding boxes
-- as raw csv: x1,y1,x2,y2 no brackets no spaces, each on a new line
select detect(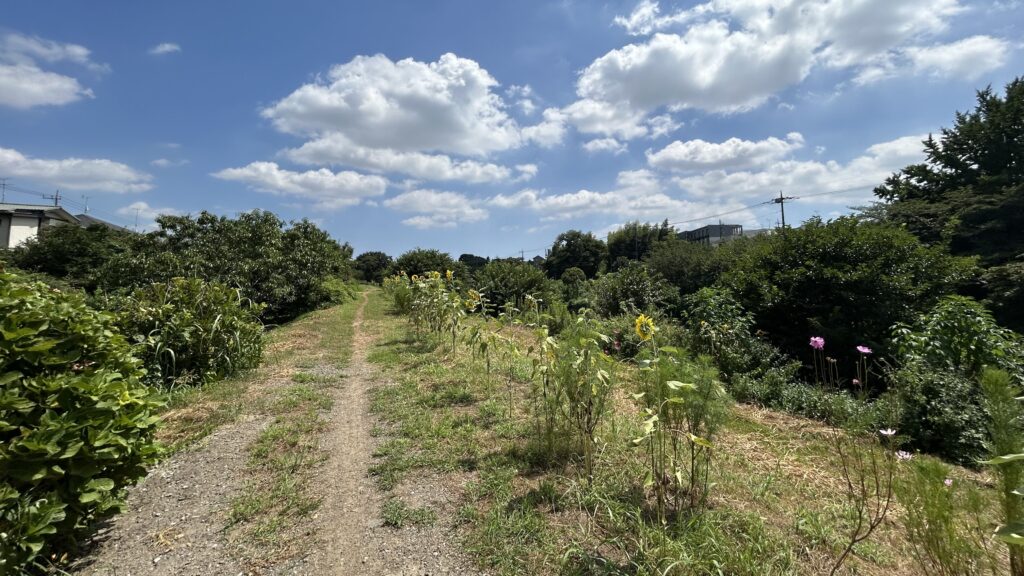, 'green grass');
381,497,438,528
361,288,1007,576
